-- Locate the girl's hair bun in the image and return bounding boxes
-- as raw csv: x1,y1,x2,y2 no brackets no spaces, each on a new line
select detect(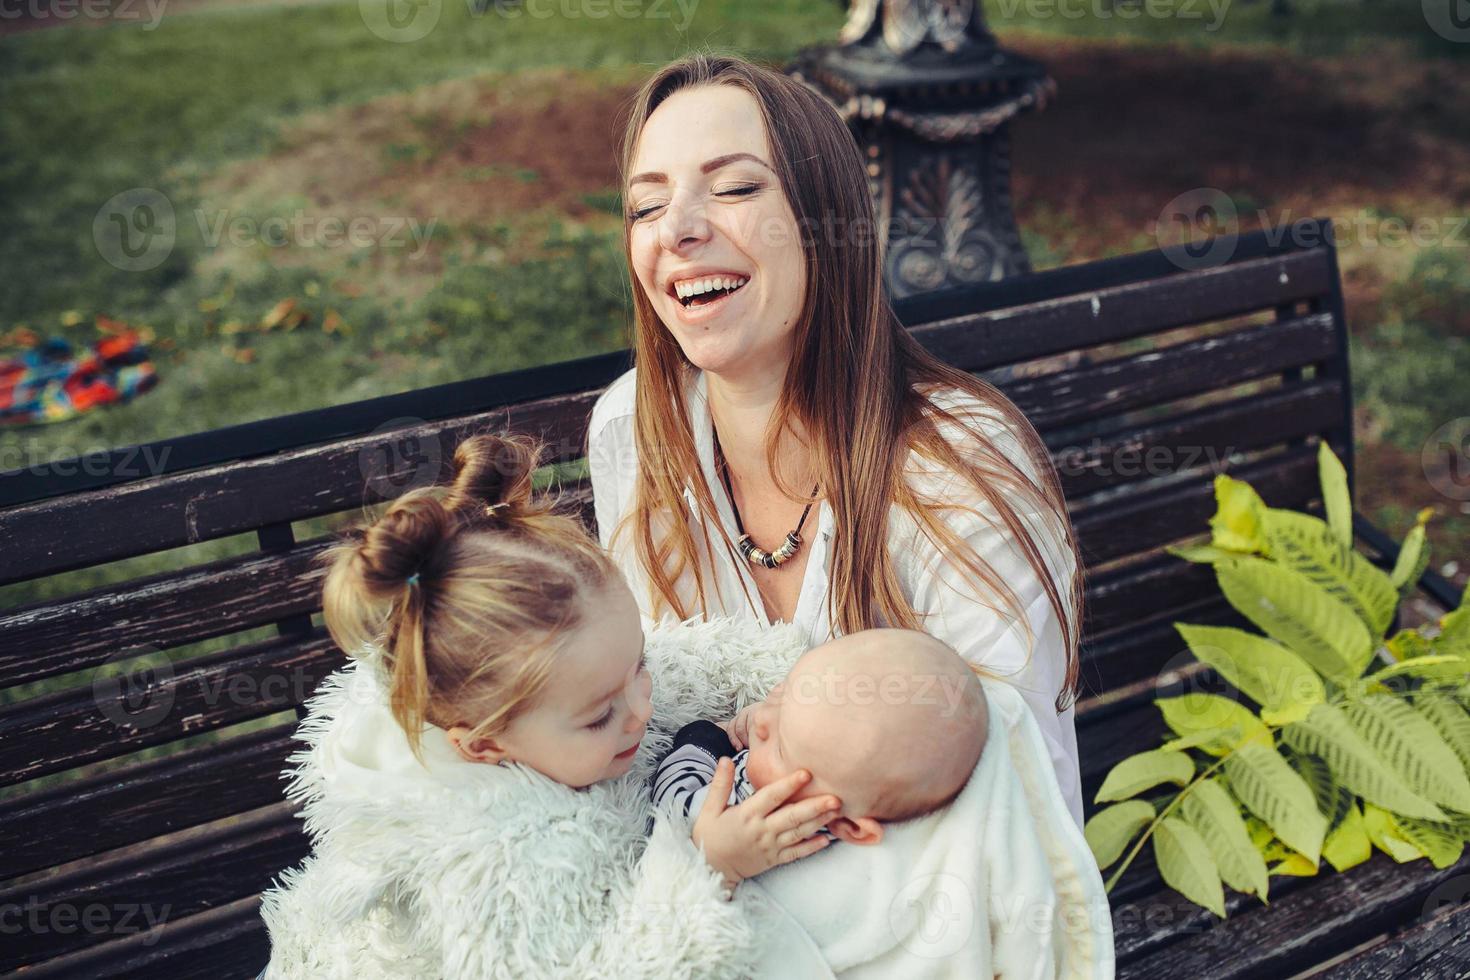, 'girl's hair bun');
443,432,540,521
